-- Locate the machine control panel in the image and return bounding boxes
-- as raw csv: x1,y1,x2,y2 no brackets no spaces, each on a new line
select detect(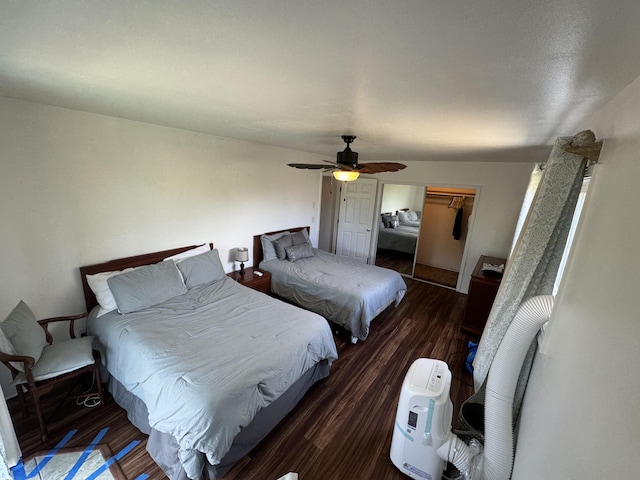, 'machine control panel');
428,361,447,395
409,358,449,399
